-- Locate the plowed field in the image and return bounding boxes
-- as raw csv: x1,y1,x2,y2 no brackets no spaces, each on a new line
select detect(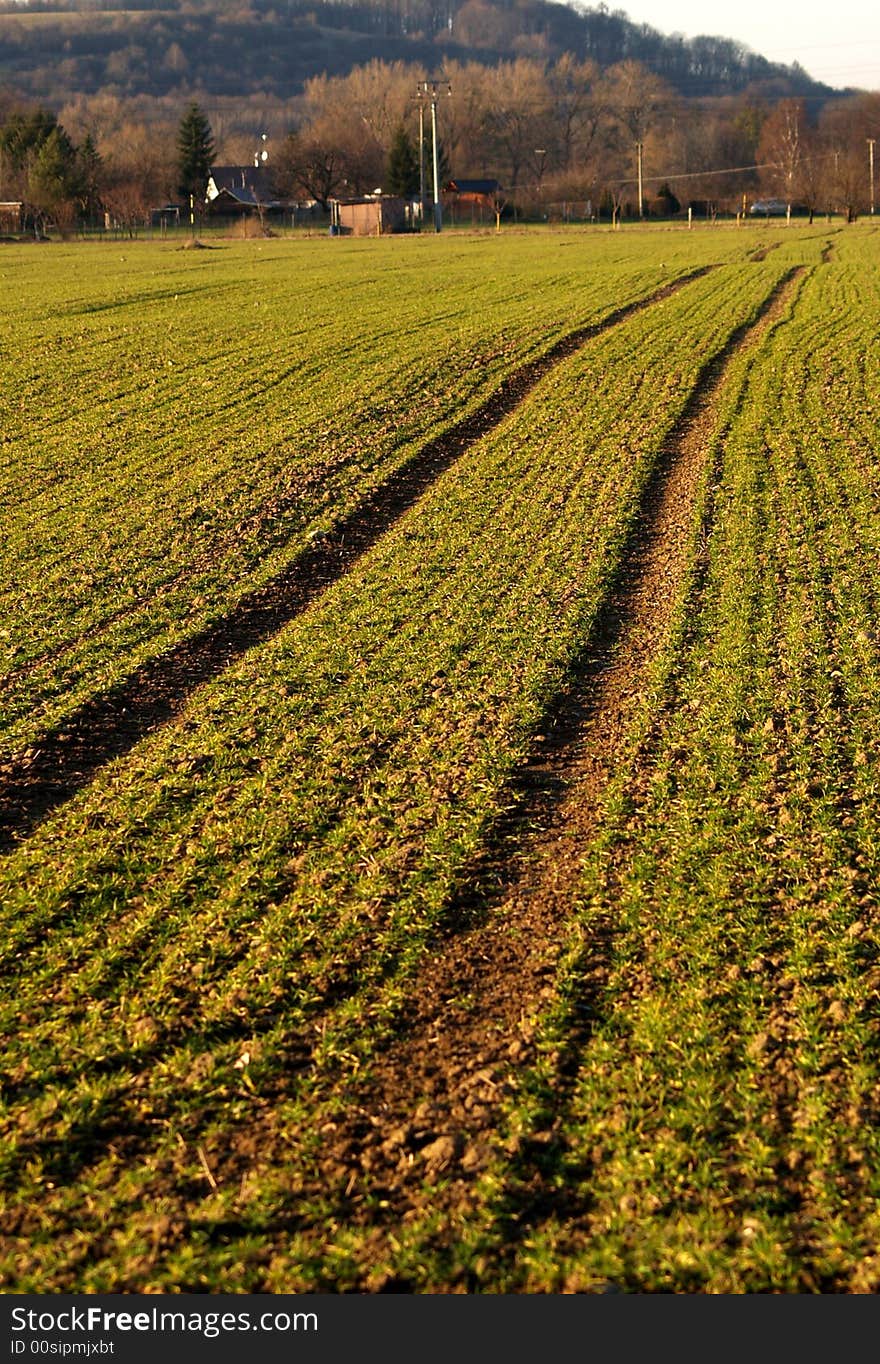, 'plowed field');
2,223,879,1292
